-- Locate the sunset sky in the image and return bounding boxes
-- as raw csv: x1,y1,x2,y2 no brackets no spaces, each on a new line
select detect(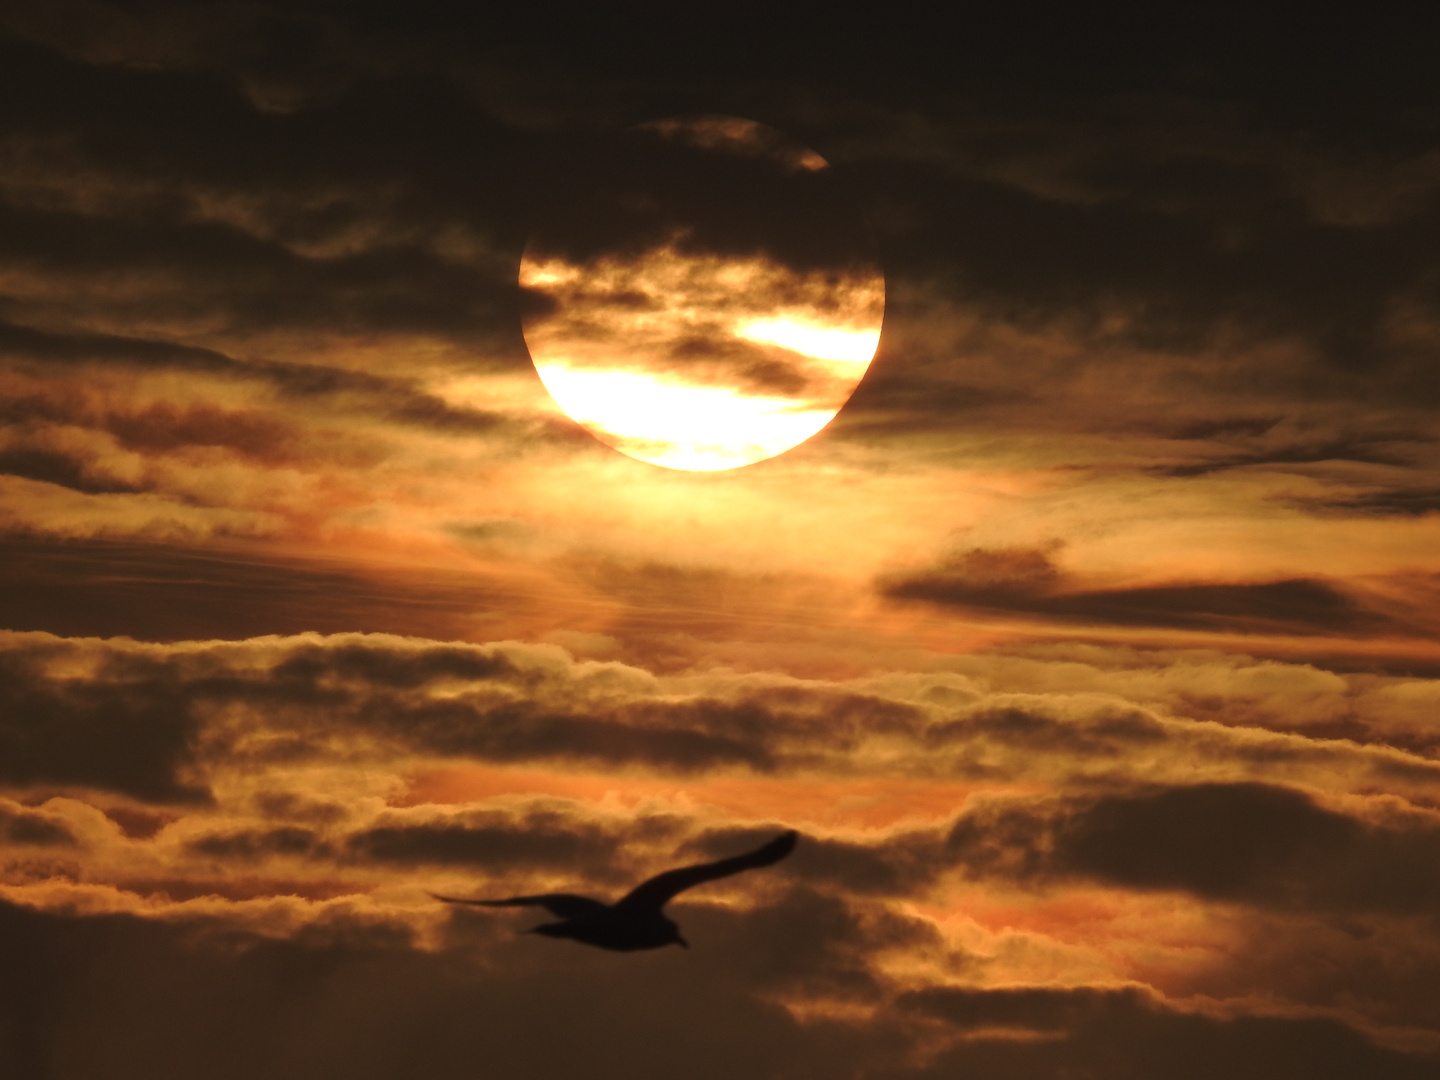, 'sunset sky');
4,4,1440,1078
